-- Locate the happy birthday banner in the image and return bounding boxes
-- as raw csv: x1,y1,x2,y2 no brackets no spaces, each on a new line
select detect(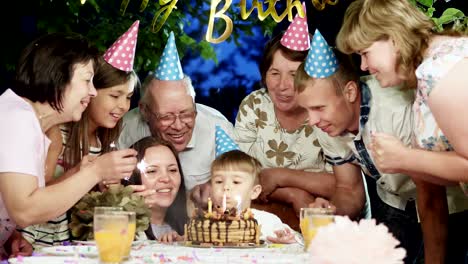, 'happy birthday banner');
113,0,339,43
